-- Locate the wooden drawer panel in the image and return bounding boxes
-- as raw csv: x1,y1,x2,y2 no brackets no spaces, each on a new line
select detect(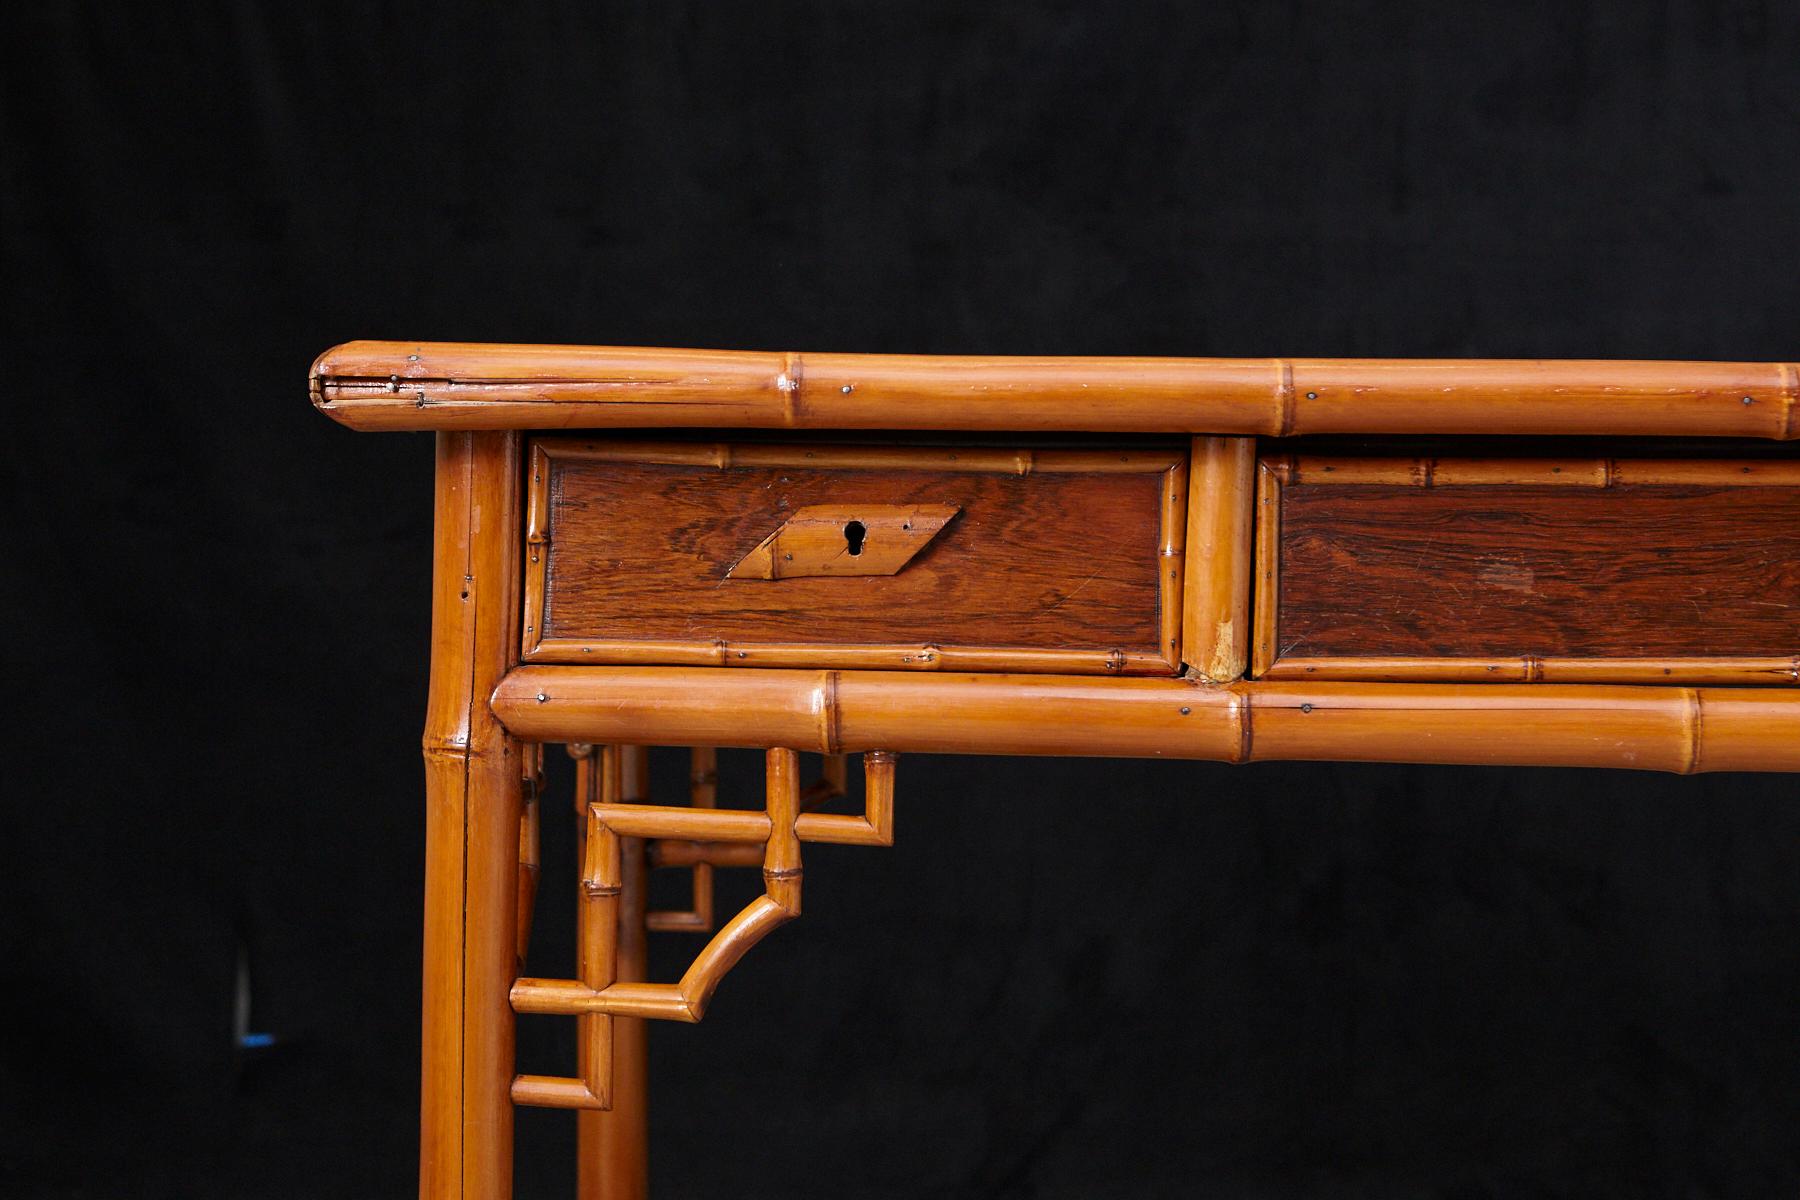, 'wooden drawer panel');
1254,456,1800,684
526,441,1186,673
